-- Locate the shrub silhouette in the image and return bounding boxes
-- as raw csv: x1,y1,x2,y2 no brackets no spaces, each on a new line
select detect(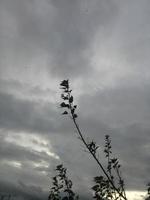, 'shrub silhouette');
48,164,79,200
